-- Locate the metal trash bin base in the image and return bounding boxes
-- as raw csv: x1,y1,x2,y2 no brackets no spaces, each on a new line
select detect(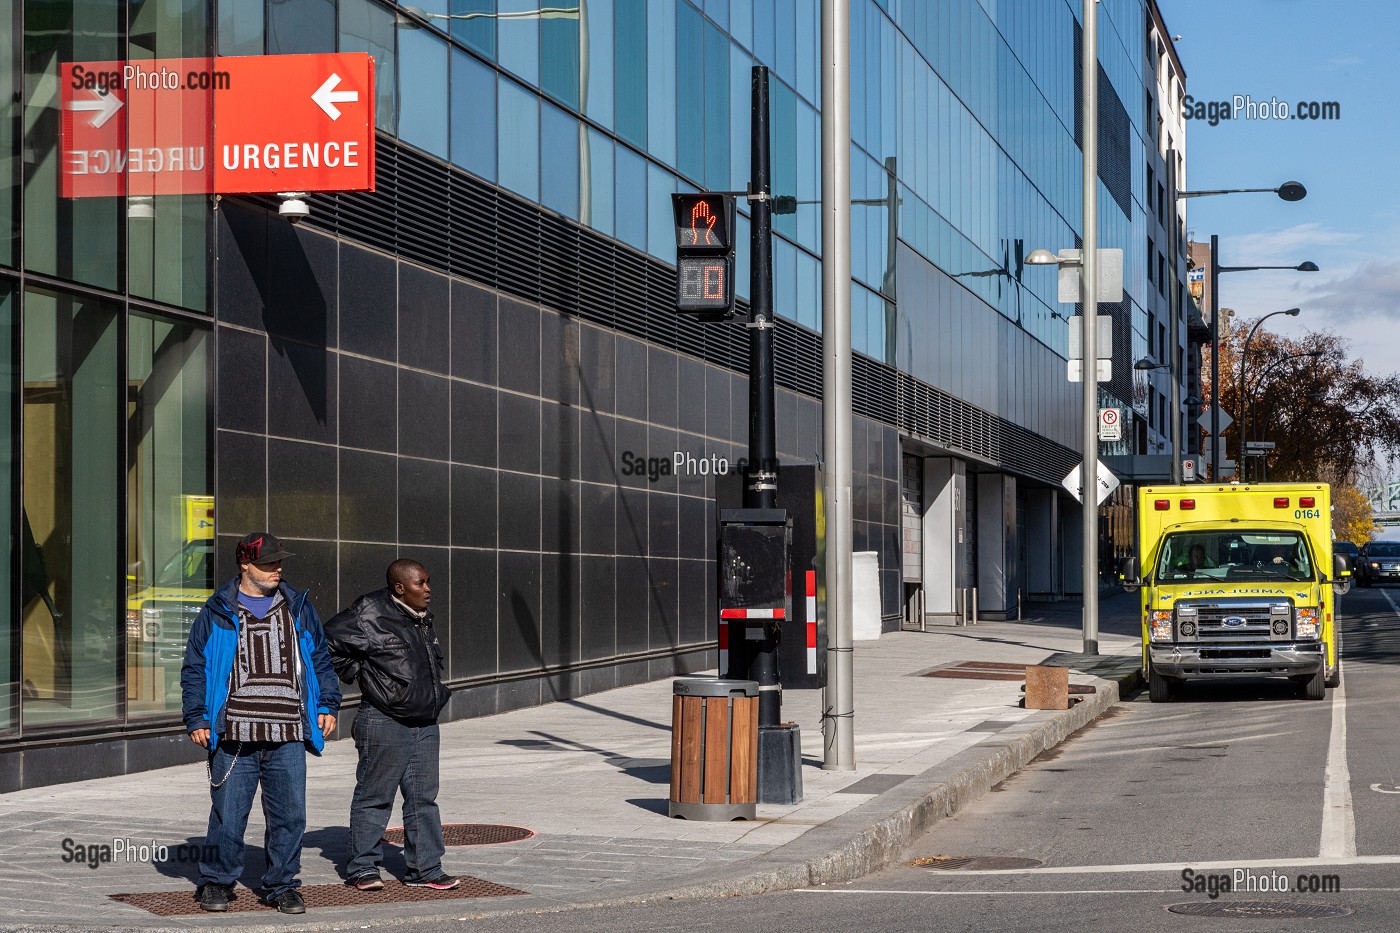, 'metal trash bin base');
668,677,759,821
